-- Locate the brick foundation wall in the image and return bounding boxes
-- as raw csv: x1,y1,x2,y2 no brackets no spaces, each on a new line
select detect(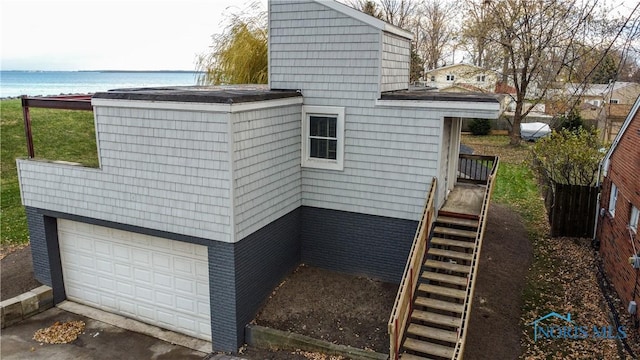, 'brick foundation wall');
301,206,417,284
